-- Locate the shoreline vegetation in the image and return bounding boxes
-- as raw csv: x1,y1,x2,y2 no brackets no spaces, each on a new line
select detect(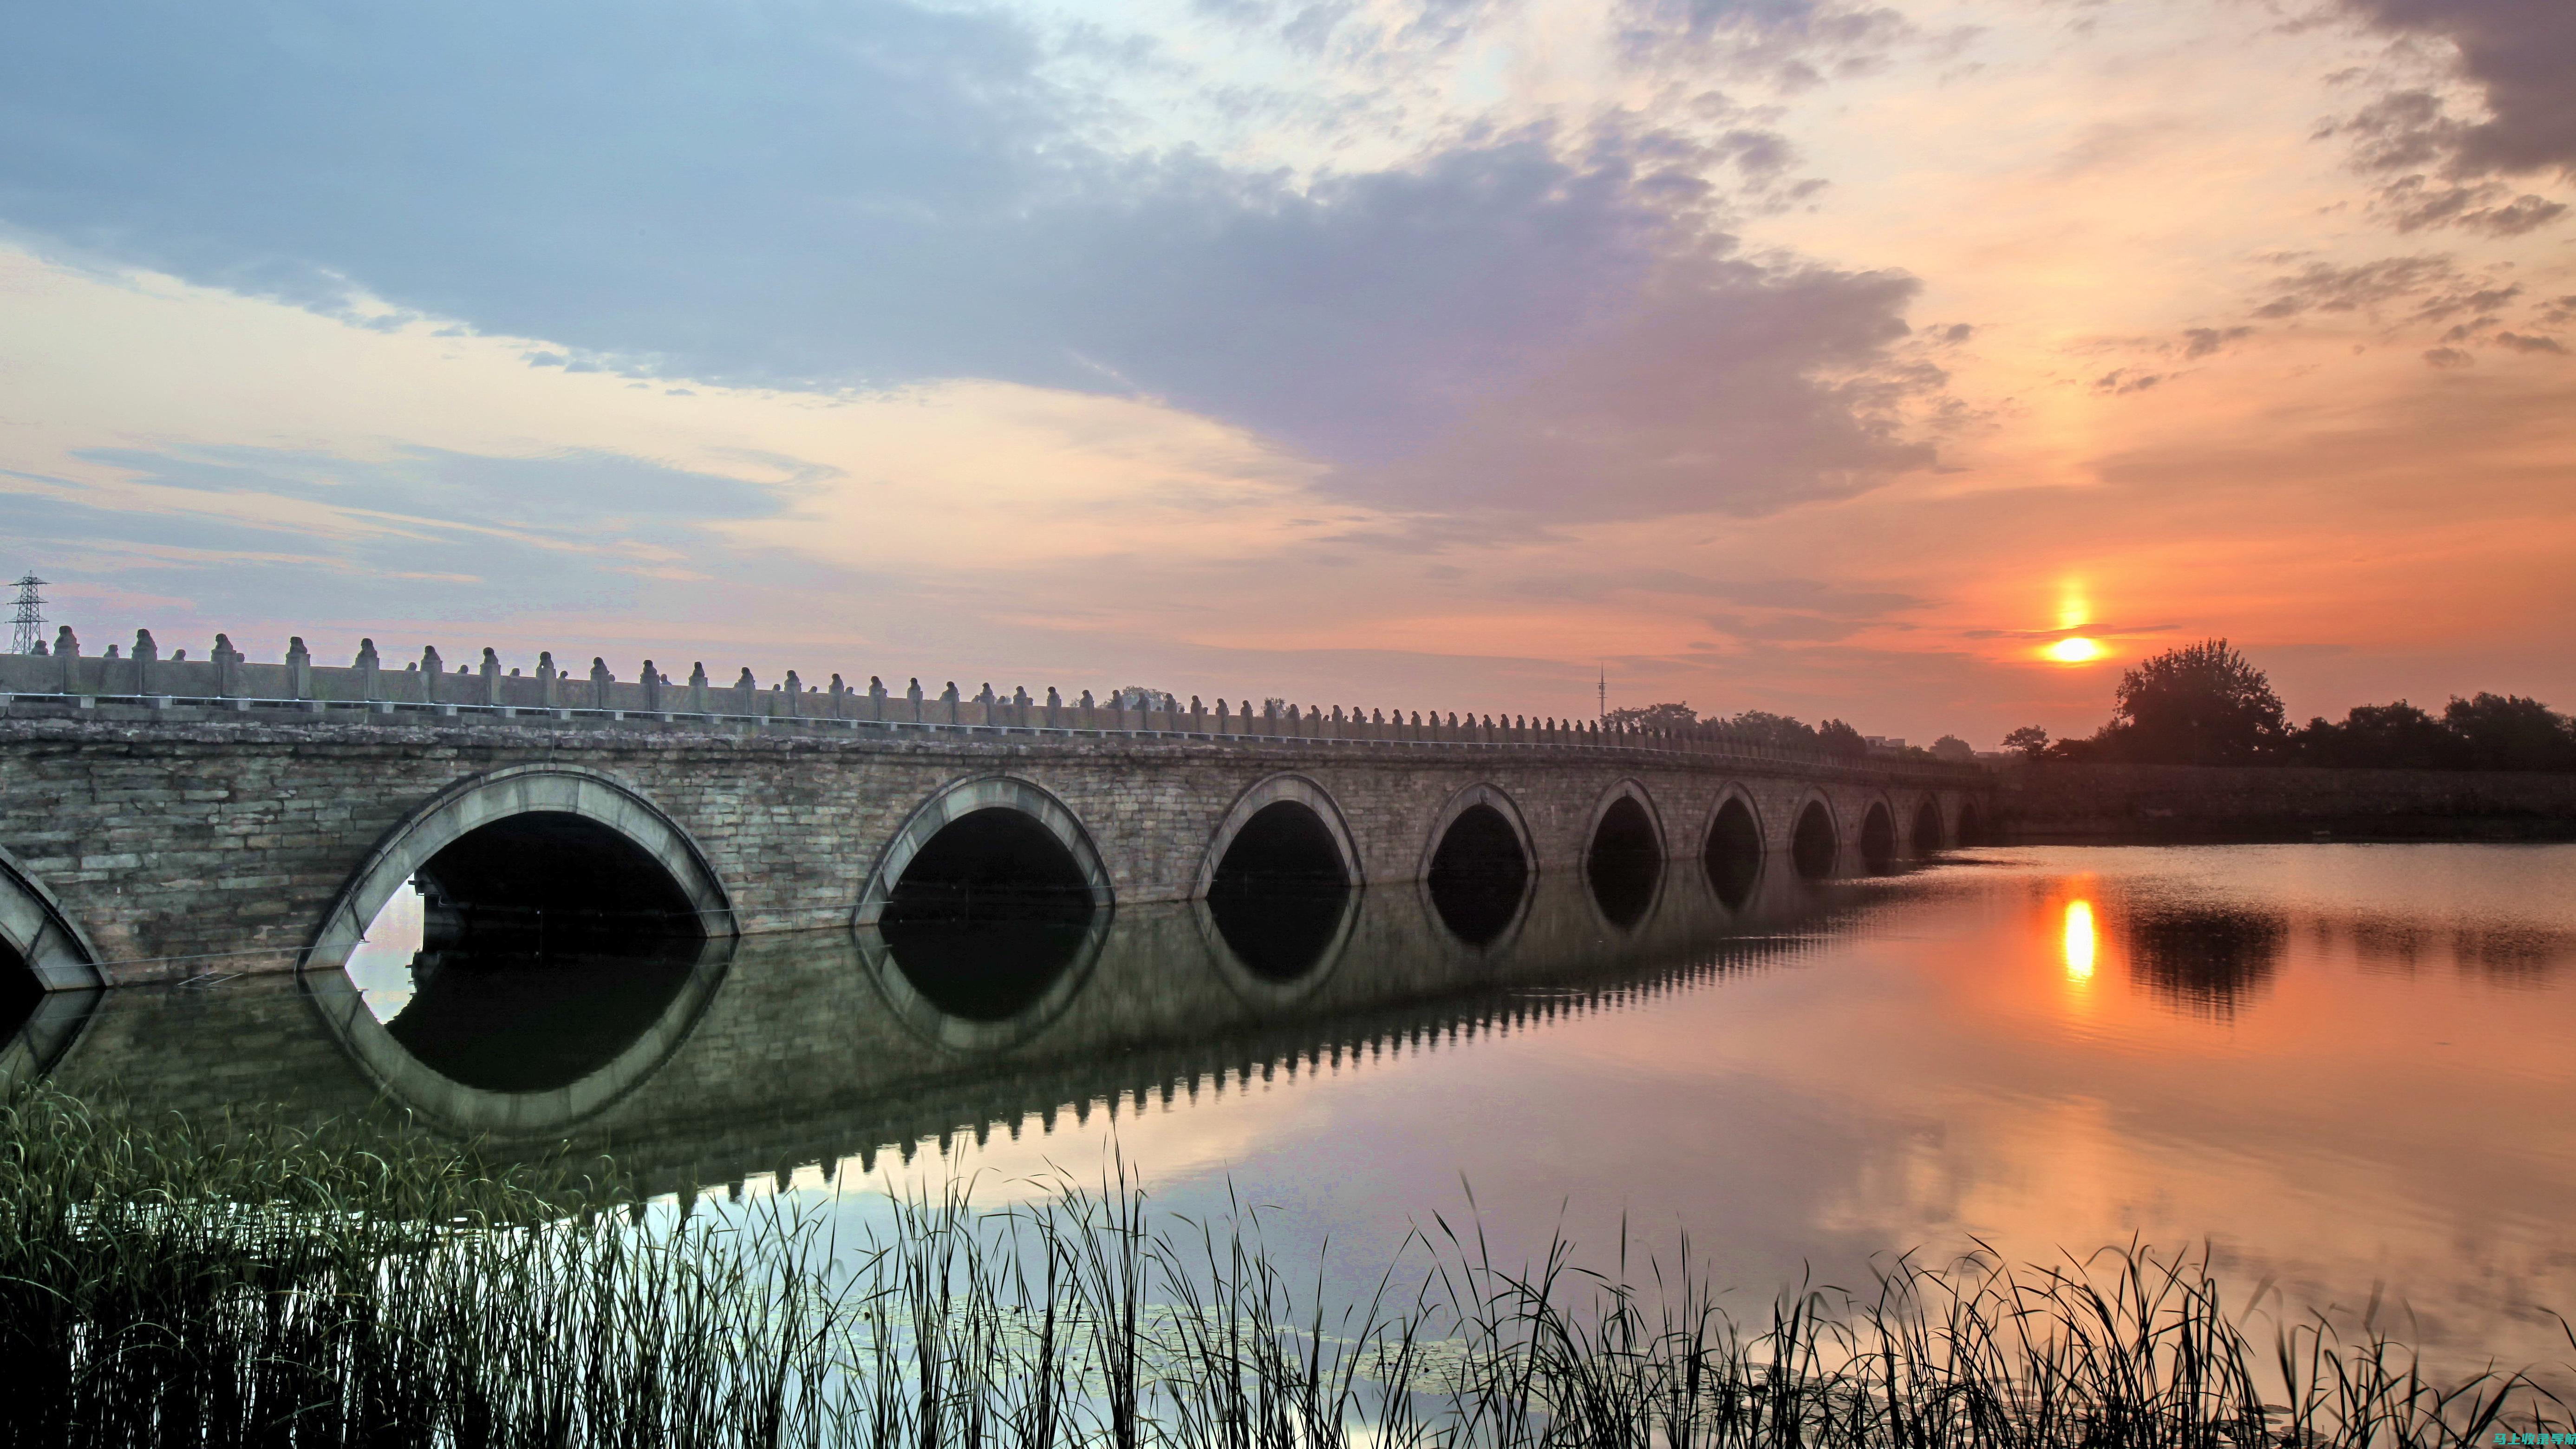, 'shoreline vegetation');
4,1085,2568,1448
